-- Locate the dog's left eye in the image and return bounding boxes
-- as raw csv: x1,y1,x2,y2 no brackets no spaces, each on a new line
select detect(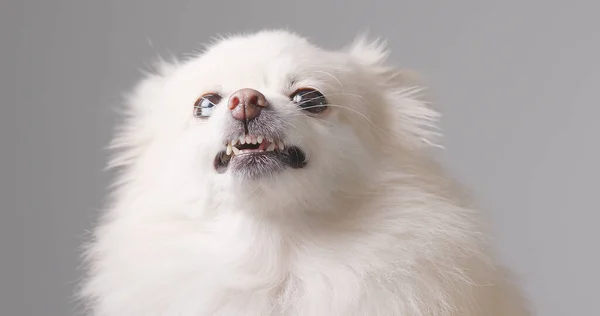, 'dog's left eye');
193,93,222,118
291,88,327,113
